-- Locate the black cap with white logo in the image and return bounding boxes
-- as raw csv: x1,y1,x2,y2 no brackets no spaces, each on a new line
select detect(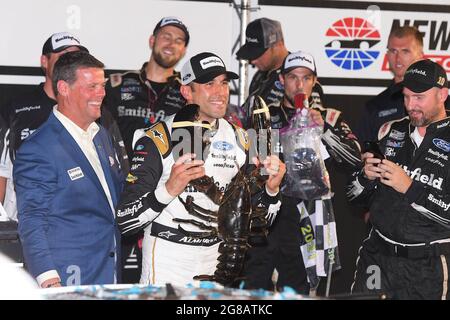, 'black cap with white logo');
42,32,88,55
153,16,190,46
403,59,448,93
236,18,283,61
181,52,239,85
